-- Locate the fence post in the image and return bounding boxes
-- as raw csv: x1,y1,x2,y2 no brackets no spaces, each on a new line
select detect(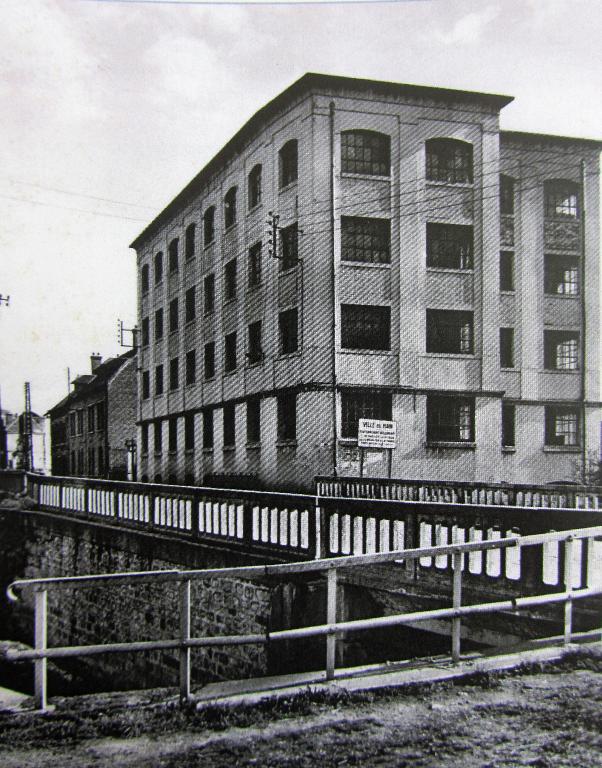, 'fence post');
318,501,329,560
326,567,337,679
34,588,48,711
451,550,463,662
179,578,191,703
563,536,573,644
